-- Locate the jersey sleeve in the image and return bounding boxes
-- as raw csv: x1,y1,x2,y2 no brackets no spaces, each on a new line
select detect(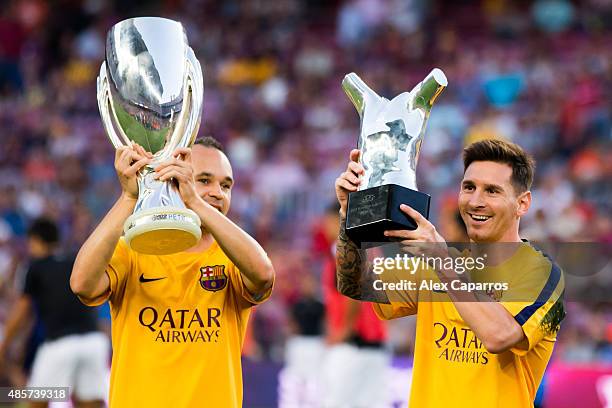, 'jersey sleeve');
500,260,565,356
79,237,132,307
106,237,132,306
229,263,273,305
372,301,417,320
22,263,37,298
371,259,427,320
